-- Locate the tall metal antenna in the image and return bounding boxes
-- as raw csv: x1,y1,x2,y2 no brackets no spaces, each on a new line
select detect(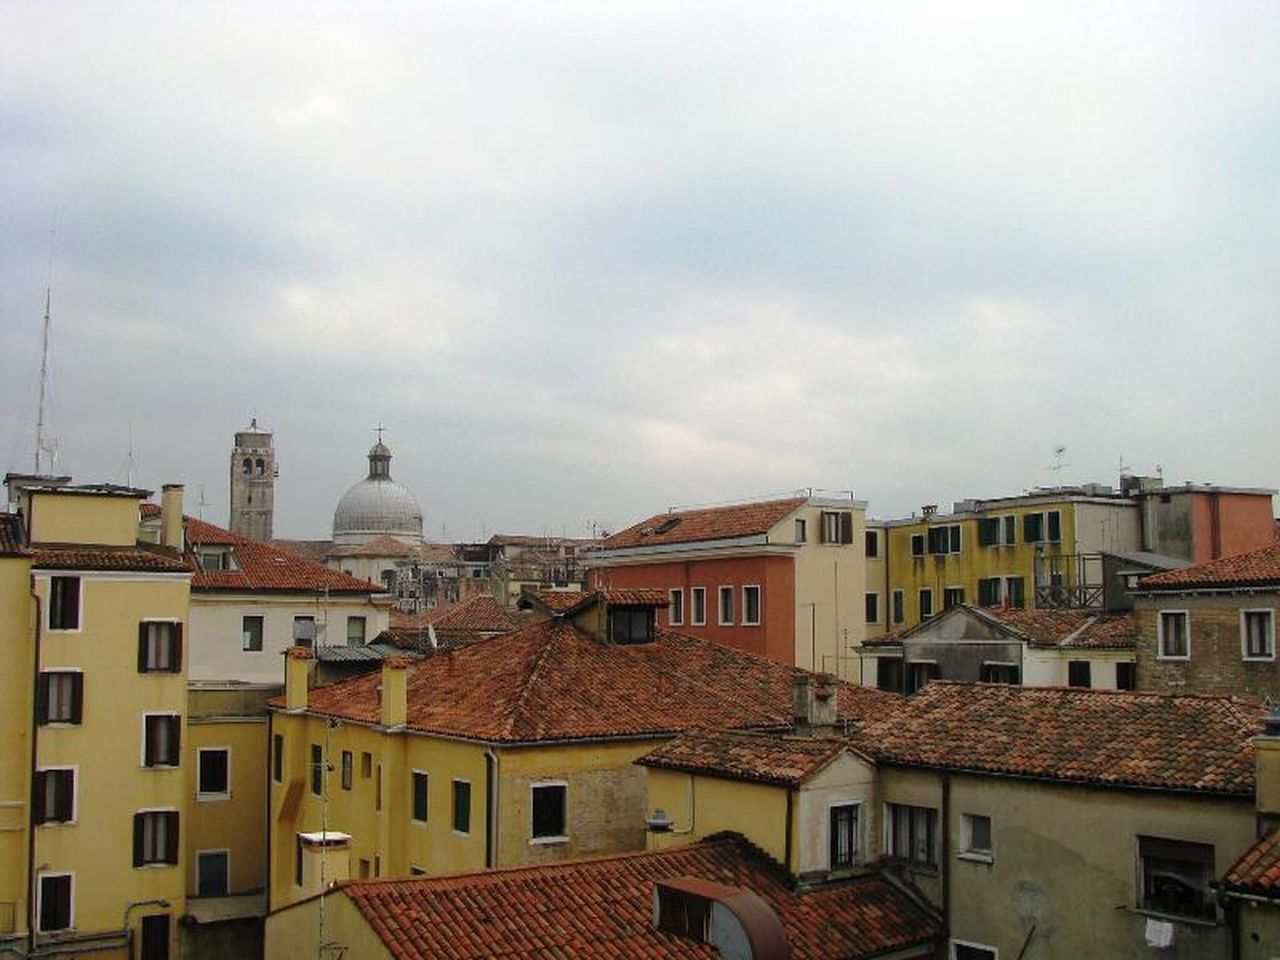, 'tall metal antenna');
35,215,58,474
126,422,136,488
